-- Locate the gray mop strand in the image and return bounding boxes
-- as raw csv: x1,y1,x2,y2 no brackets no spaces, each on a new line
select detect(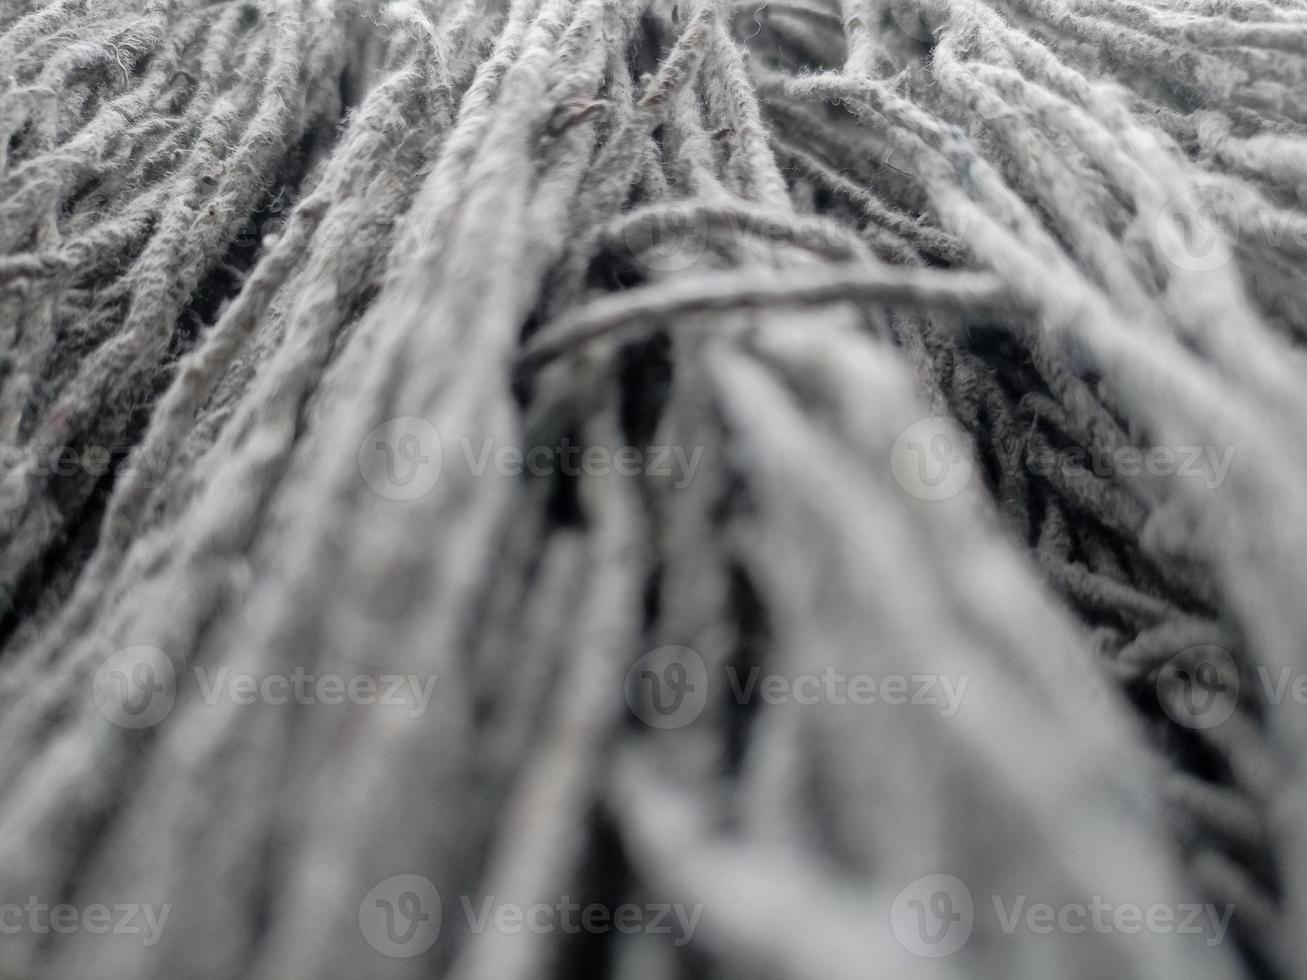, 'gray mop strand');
0,0,1304,977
